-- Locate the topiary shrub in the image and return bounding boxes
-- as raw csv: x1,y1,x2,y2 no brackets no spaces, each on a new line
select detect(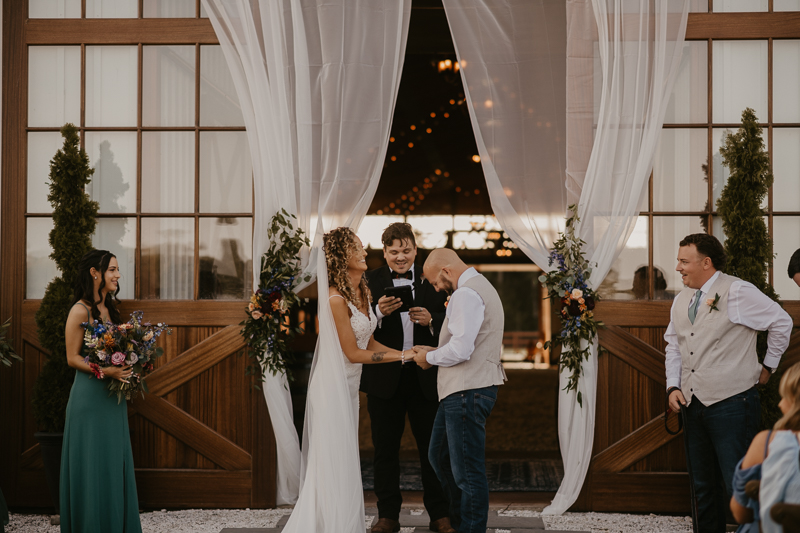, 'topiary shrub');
31,124,98,433
715,107,783,430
